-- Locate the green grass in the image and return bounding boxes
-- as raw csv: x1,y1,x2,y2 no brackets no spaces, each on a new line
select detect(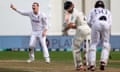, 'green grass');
0,51,73,61
0,51,119,60
0,51,120,68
